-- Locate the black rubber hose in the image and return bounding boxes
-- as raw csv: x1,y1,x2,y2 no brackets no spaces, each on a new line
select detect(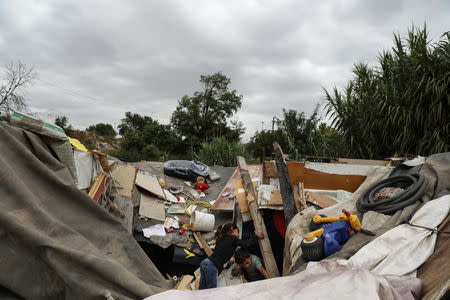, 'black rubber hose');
356,173,428,215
